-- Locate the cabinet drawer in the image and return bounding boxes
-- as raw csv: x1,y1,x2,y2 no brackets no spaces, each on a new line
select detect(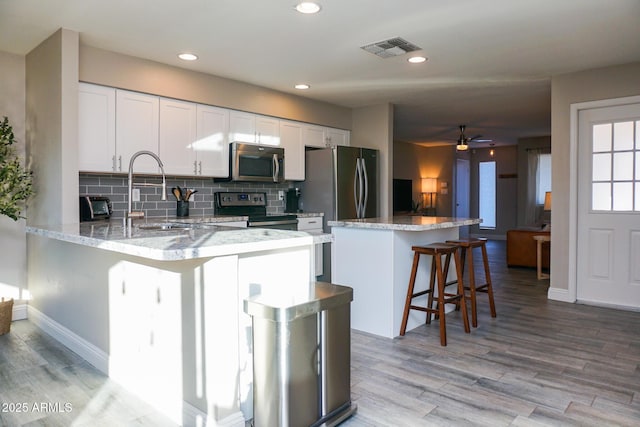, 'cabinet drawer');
297,216,323,231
